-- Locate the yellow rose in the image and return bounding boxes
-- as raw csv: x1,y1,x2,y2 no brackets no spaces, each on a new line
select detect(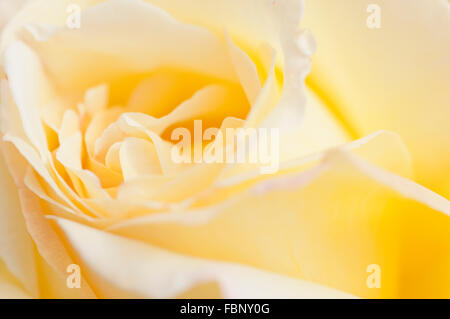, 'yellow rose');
0,0,448,299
